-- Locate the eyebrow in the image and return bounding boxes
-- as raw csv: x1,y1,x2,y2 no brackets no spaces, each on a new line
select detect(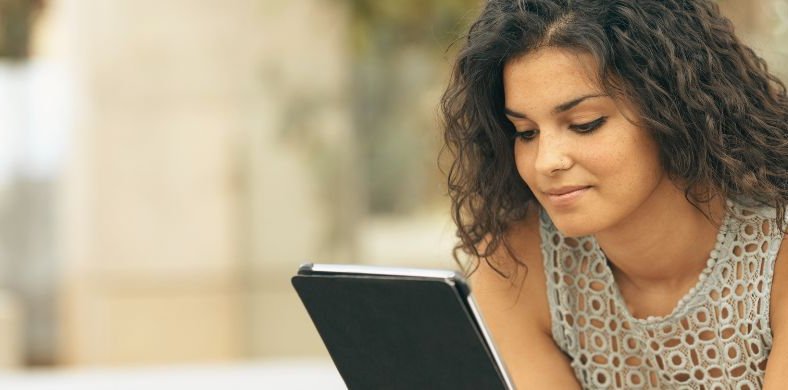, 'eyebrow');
504,94,606,119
